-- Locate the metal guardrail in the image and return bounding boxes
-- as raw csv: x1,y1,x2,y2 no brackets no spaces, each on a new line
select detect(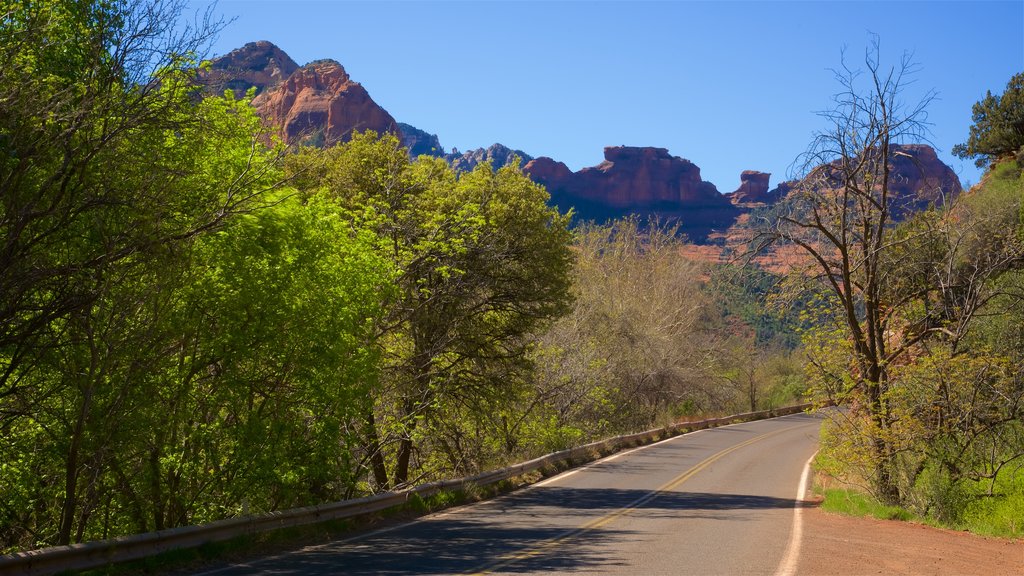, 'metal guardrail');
0,403,813,575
